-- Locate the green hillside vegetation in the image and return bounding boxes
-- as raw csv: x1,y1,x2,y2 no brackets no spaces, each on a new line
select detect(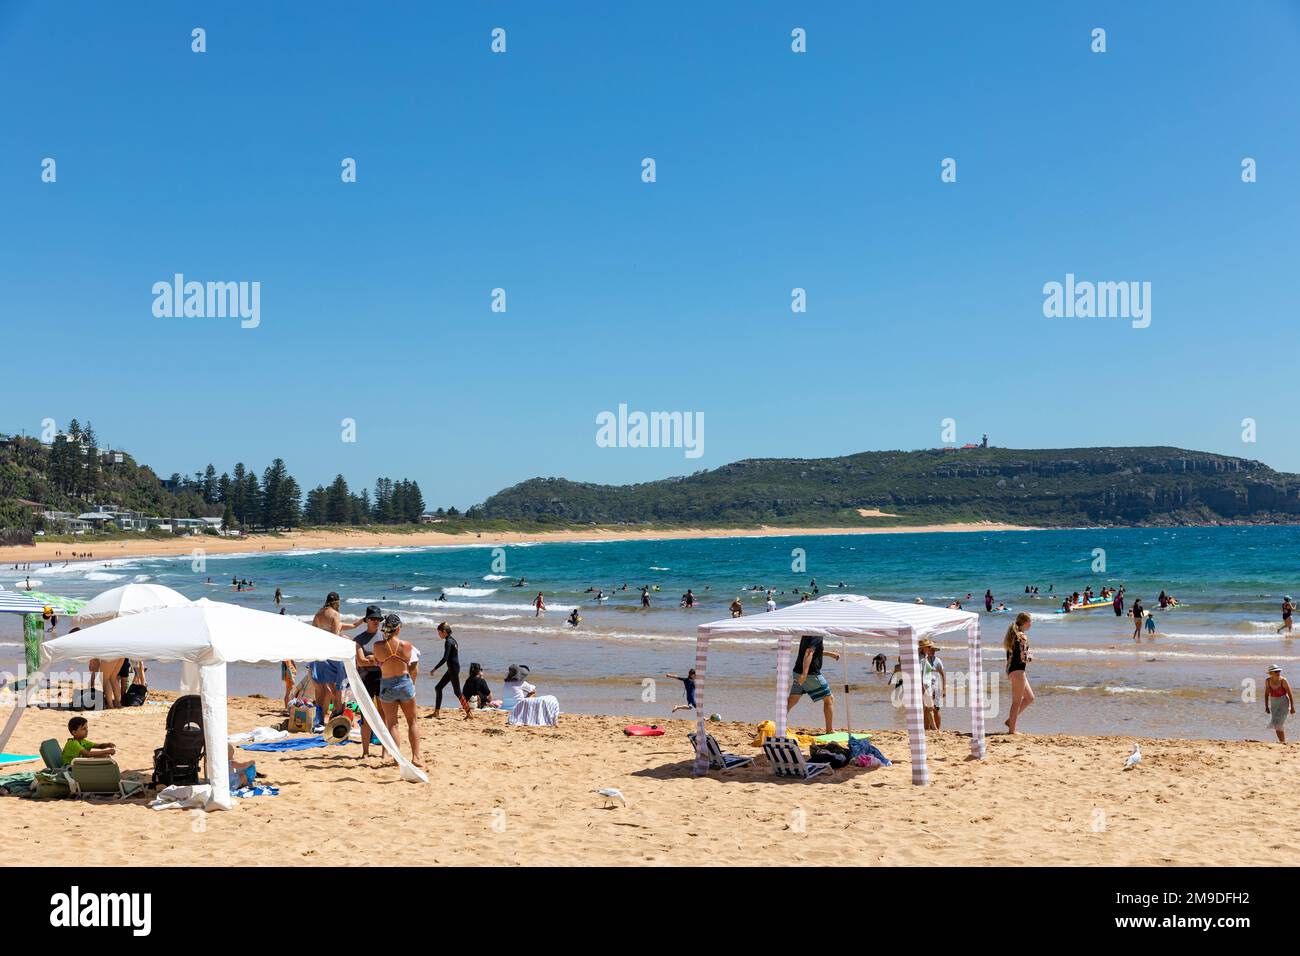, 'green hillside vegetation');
477,446,1300,528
